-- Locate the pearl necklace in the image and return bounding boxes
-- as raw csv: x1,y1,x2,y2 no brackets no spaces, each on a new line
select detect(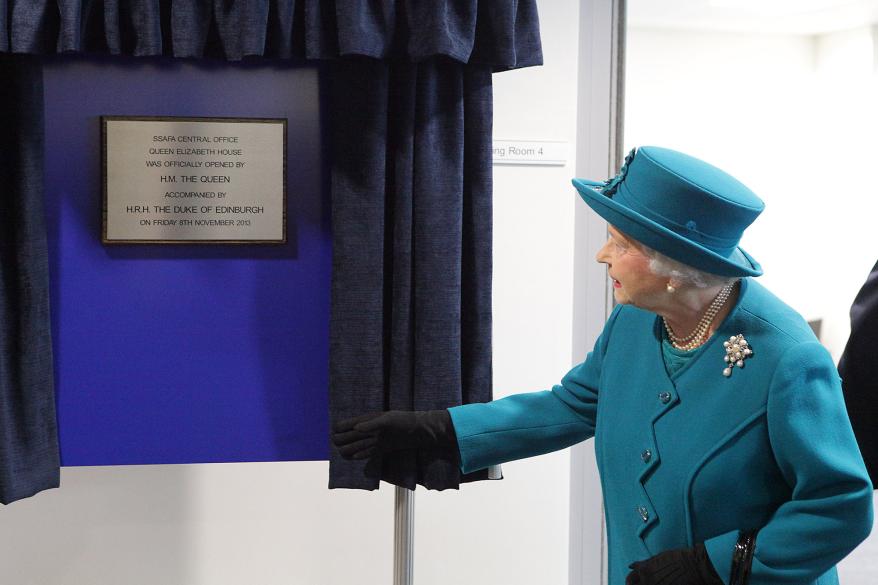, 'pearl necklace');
663,281,736,351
